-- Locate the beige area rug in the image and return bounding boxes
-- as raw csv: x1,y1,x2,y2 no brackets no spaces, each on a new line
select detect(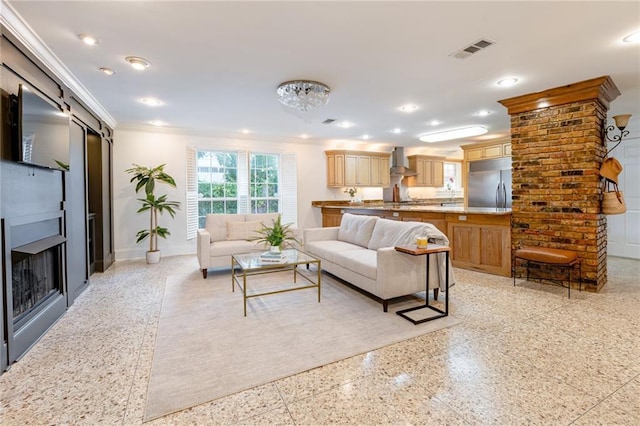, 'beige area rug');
144,268,460,421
